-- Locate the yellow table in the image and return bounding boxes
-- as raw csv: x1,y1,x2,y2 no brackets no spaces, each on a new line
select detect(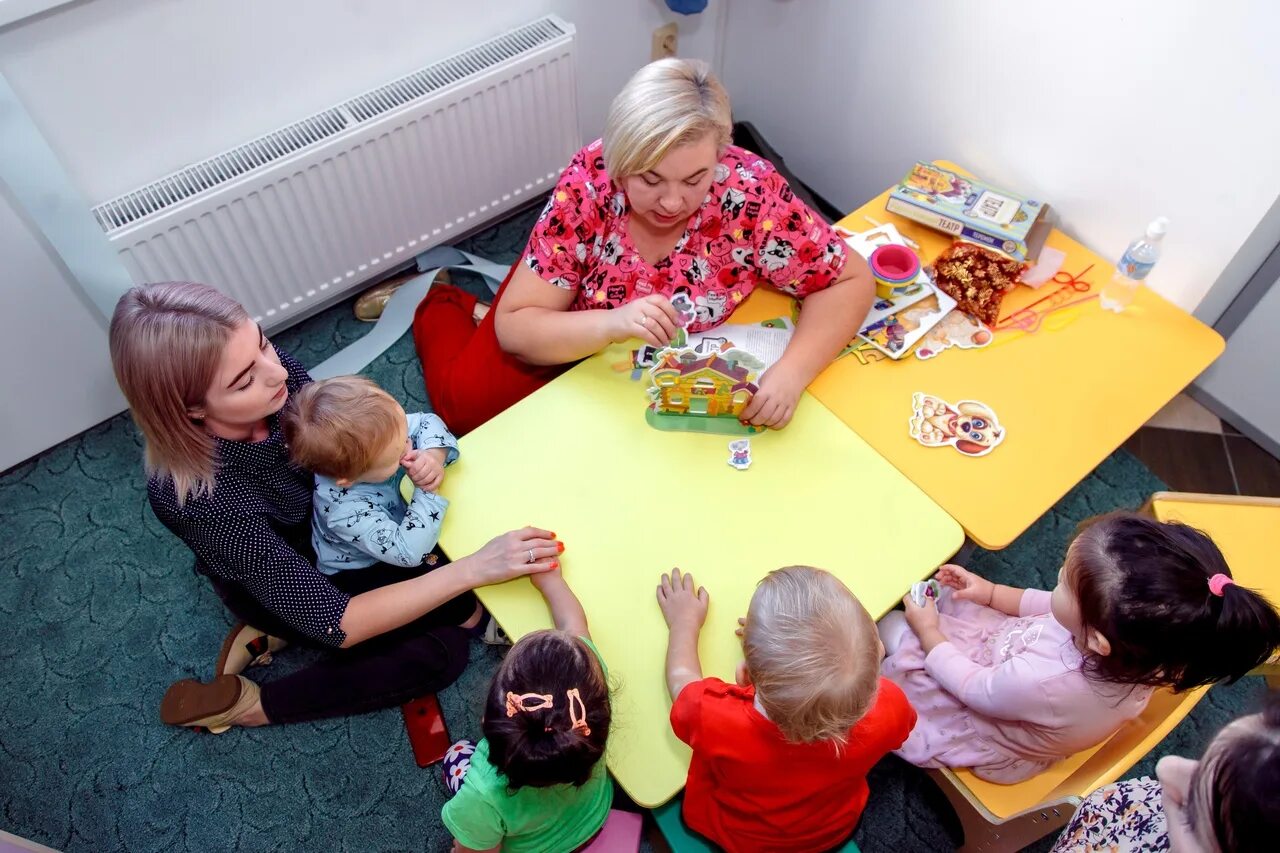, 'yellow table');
437,343,963,807
734,163,1224,549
